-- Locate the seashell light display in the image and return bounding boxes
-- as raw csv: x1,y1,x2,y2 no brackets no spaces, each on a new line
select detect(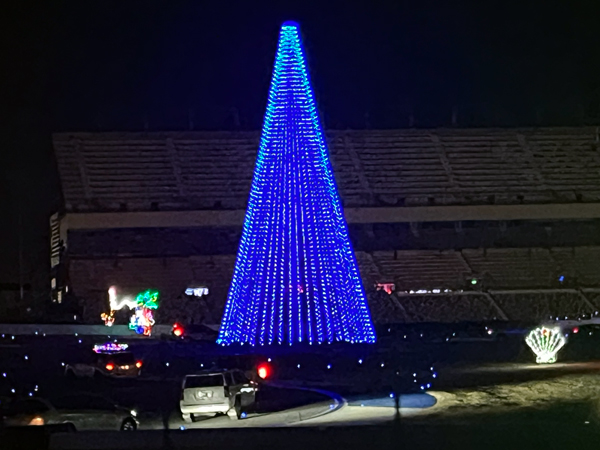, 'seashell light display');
525,326,566,364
